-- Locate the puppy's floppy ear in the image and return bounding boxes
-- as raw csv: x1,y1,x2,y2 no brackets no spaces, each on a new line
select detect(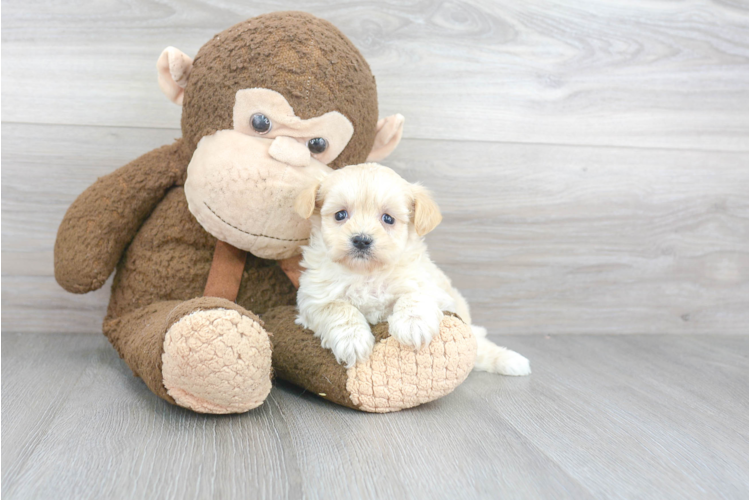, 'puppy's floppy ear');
294,181,321,220
412,184,442,236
